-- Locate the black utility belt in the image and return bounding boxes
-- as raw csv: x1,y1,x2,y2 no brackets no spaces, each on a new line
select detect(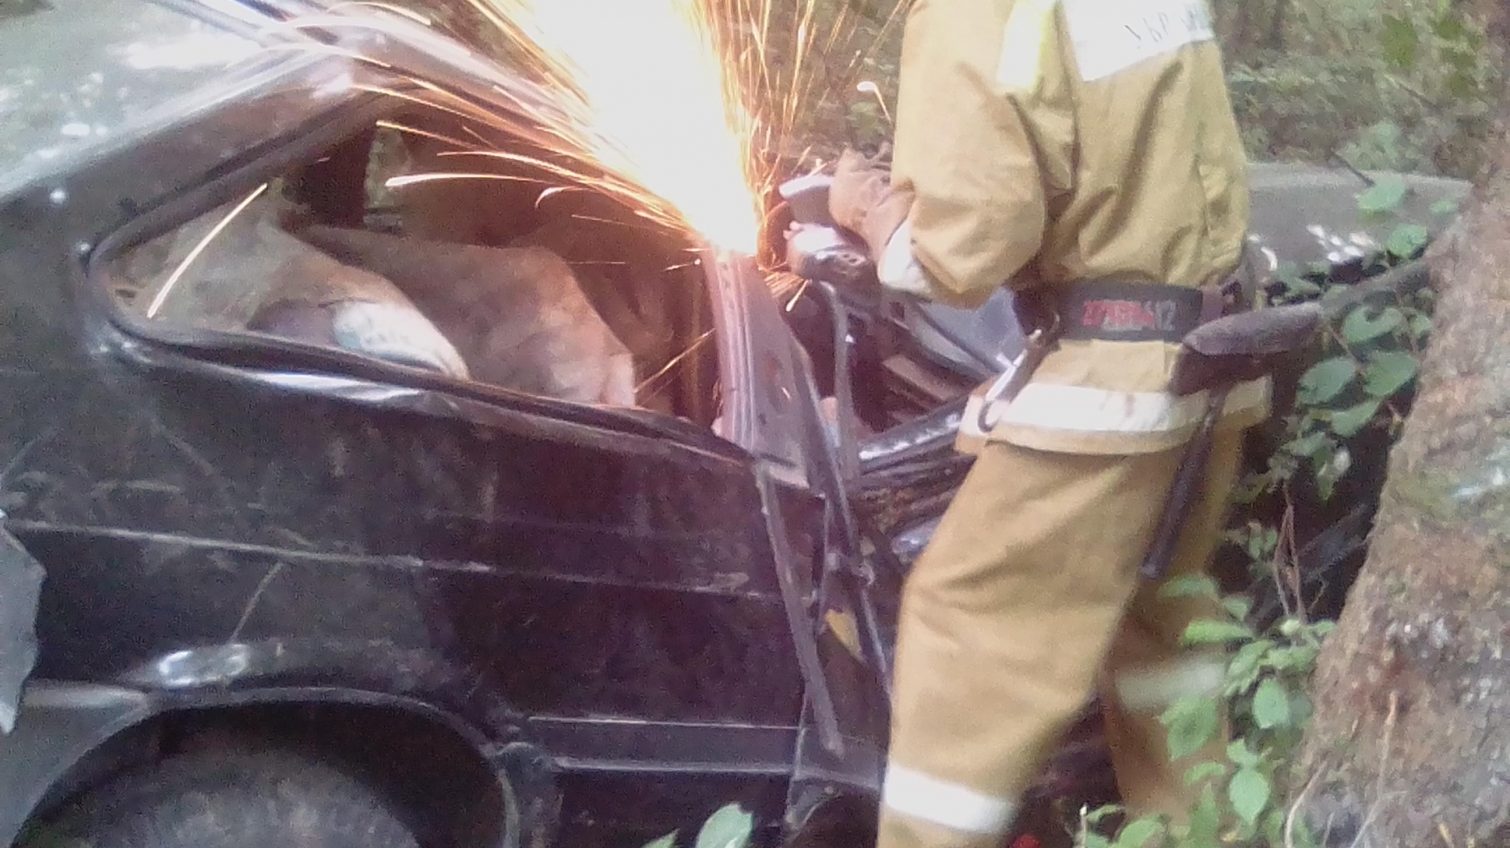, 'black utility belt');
1046,280,1226,345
